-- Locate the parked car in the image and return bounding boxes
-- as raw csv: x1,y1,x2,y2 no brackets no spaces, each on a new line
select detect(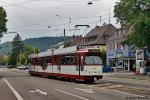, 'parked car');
17,65,29,70
103,65,114,73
